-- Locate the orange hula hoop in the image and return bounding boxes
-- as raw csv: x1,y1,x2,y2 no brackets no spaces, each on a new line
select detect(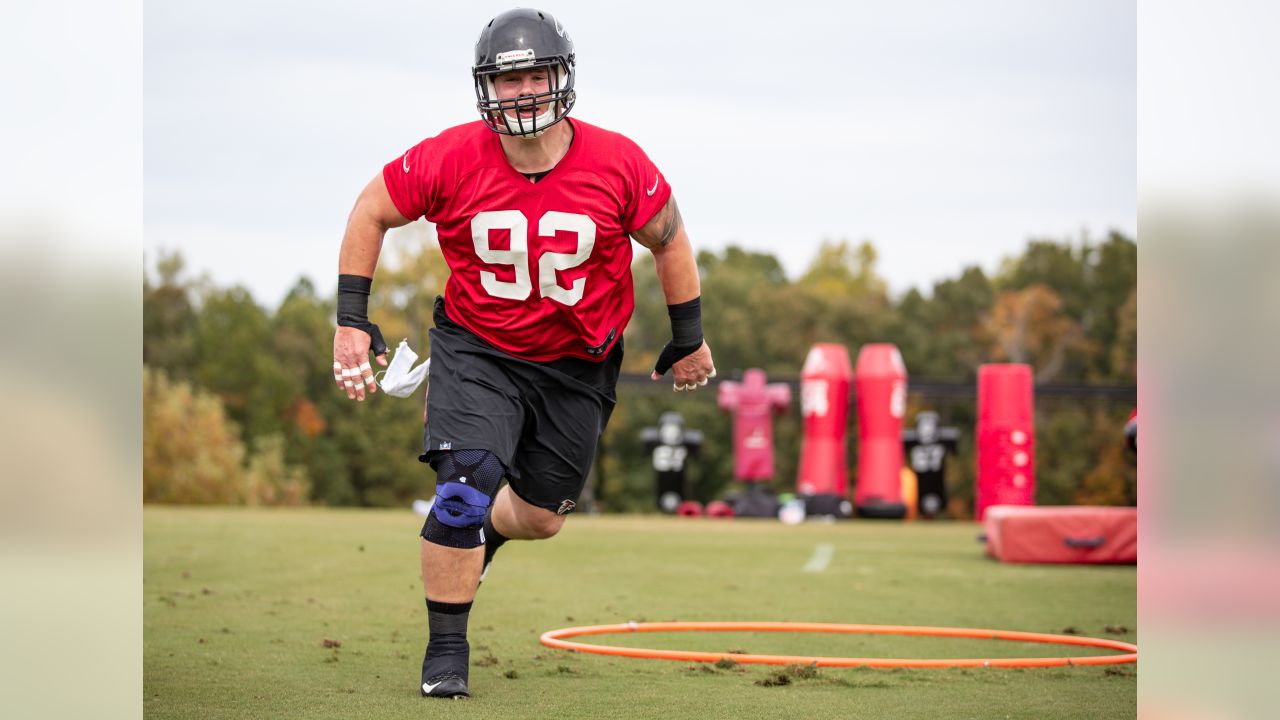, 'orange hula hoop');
539,621,1137,669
